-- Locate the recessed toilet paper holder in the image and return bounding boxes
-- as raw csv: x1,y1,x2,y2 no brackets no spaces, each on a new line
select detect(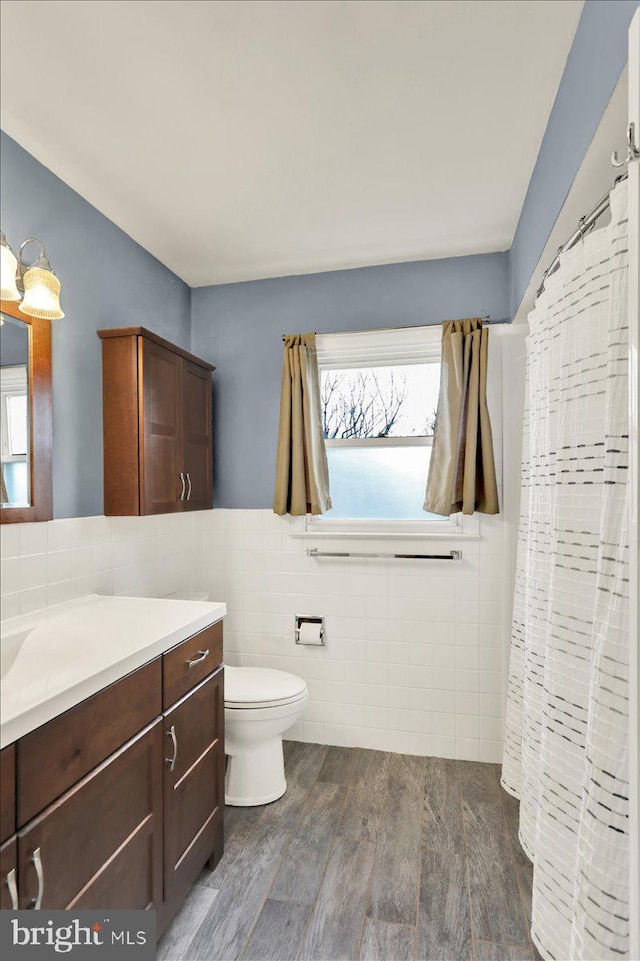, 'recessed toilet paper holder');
295,615,325,646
